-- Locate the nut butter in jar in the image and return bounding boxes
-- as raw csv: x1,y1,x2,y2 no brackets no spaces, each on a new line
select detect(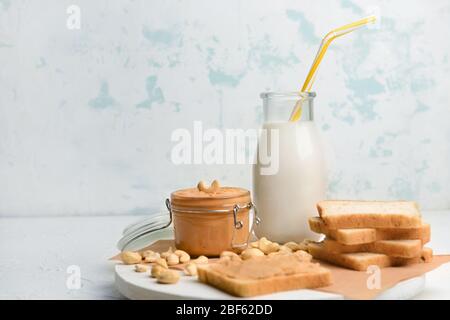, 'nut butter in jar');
166,180,260,257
